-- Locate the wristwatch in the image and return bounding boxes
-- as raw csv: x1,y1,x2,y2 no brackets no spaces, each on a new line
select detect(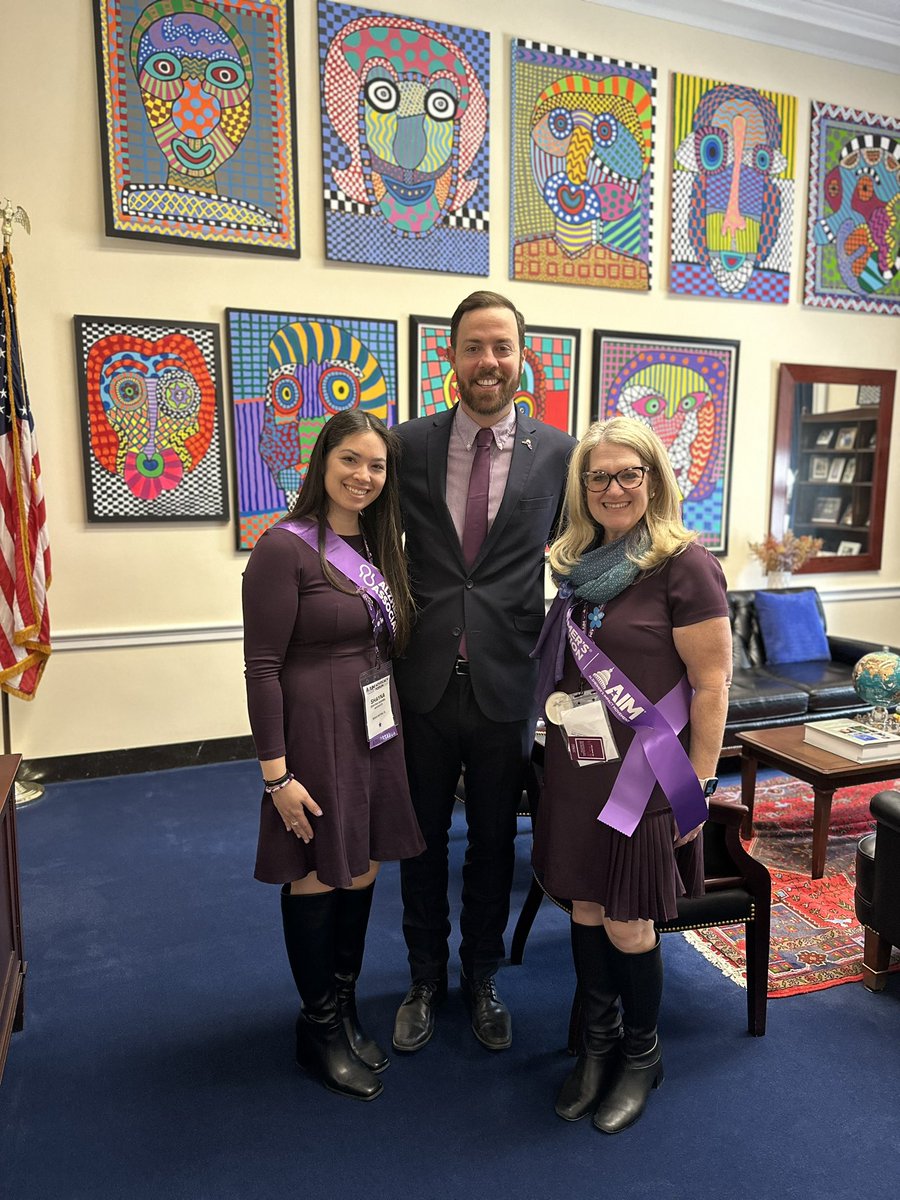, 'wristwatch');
700,777,719,797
